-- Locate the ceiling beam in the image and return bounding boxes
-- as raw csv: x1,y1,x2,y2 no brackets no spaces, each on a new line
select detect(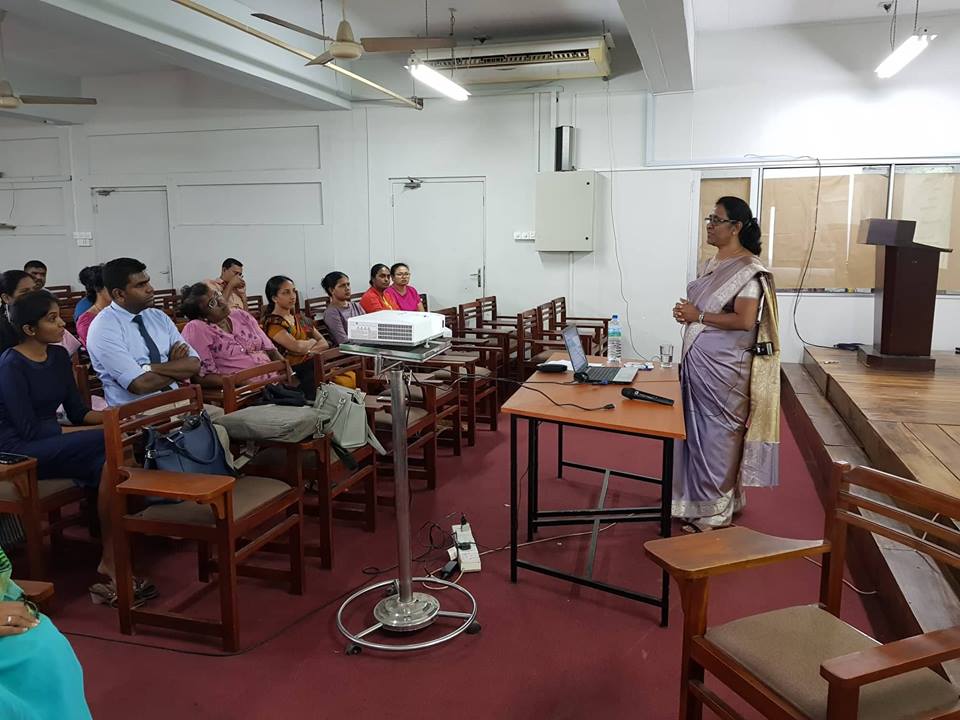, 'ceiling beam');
617,0,695,92
0,0,354,110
